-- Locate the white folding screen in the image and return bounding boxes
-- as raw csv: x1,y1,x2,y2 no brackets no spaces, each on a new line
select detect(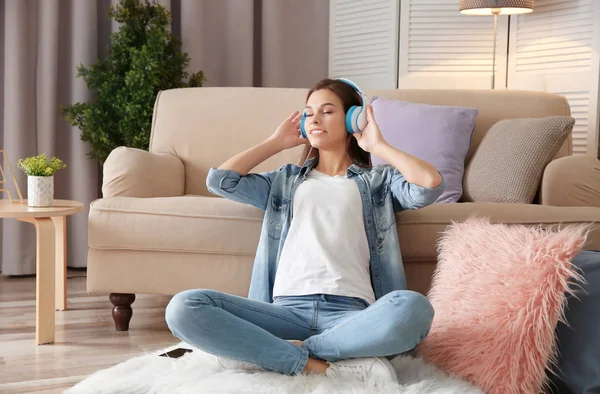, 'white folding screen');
507,0,600,156
328,0,400,89
398,0,508,89
328,0,600,155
